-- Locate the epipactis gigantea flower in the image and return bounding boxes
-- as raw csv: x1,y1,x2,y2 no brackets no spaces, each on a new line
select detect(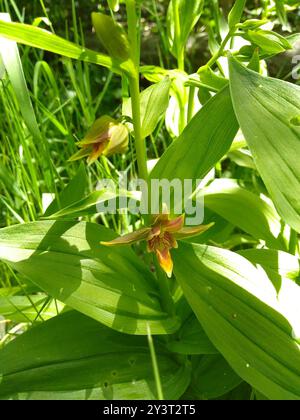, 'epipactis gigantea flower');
101,214,214,278
69,115,129,165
